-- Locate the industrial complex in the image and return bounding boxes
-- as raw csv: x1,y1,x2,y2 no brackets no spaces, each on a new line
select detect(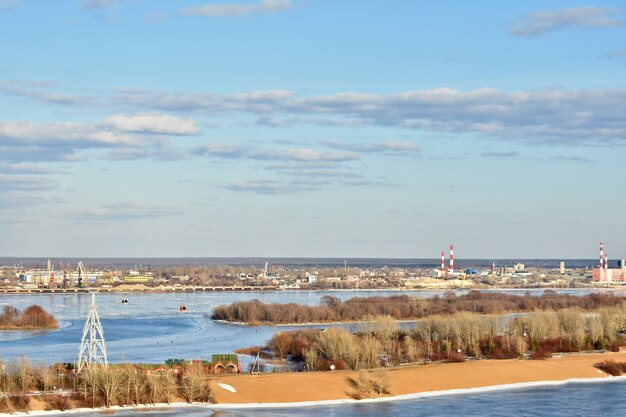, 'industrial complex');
1,242,624,292
592,242,625,283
